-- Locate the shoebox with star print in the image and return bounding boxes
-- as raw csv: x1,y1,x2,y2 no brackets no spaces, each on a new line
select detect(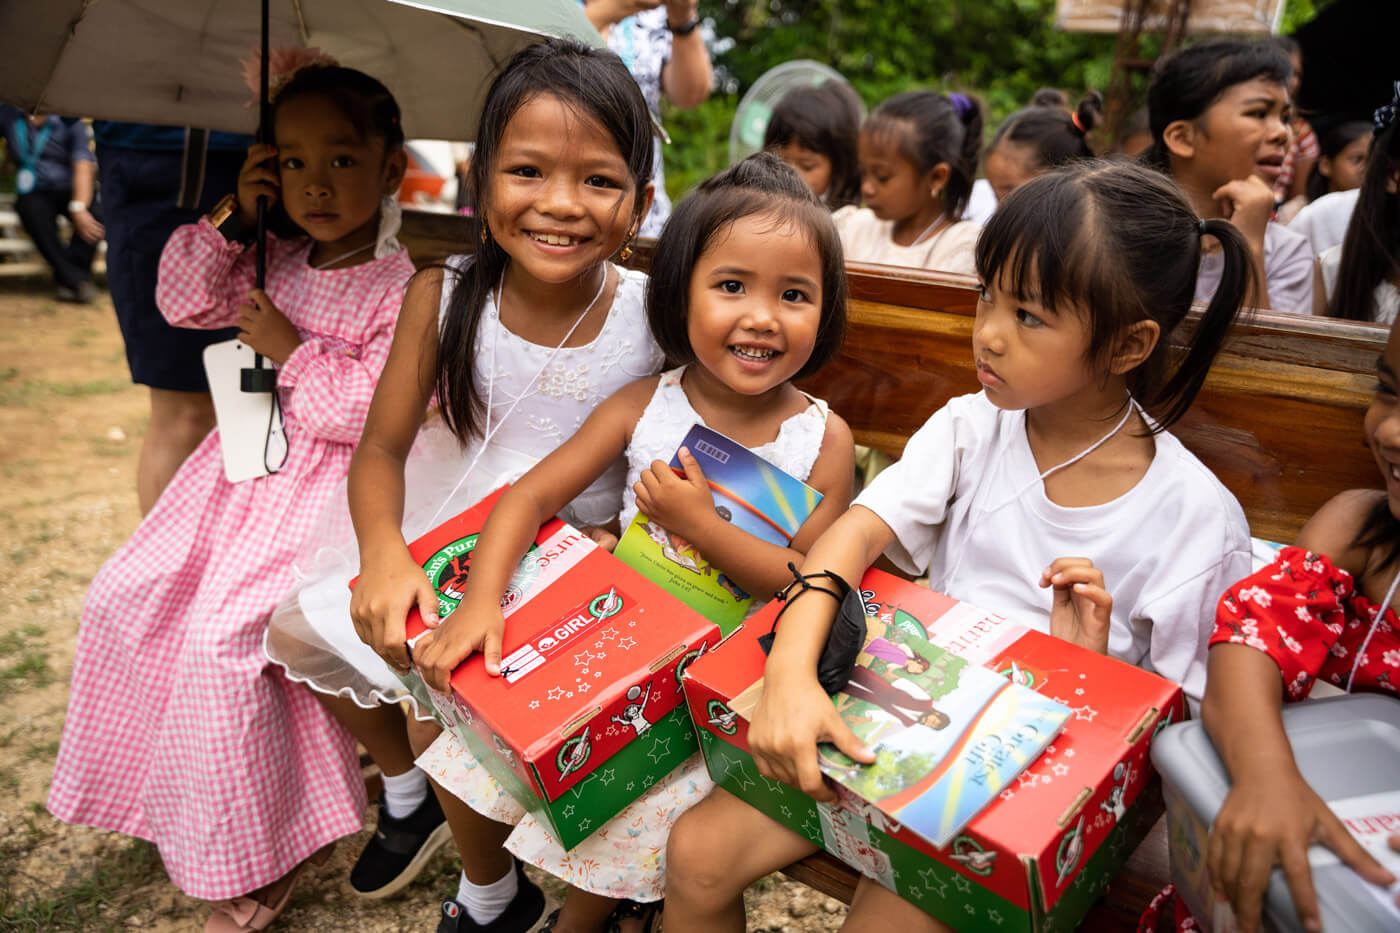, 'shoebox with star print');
681,567,1184,933
387,486,723,850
